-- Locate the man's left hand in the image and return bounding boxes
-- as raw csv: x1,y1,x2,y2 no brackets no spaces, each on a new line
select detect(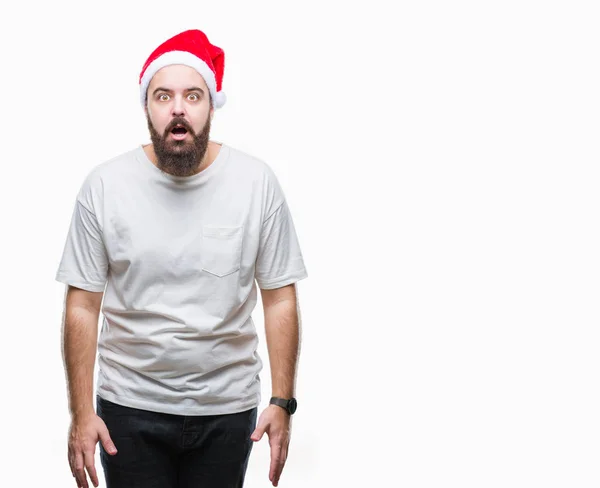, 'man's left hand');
250,404,291,486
